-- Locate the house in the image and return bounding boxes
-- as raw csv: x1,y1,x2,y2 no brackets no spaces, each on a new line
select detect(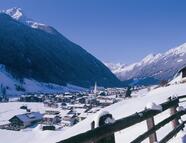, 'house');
62,114,77,126
43,114,61,124
43,109,61,124
9,112,43,128
177,66,186,78
97,96,116,107
170,66,186,84
67,104,86,109
78,112,91,121
77,97,86,104
43,101,58,108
